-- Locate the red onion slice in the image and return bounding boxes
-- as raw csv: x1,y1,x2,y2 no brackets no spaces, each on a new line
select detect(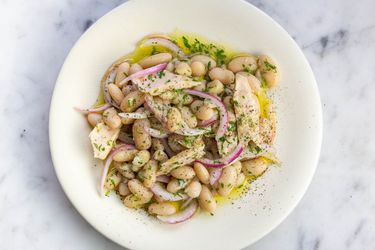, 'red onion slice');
118,112,148,119
184,89,228,140
118,63,167,87
156,175,170,183
103,69,120,109
150,182,188,201
99,144,135,196
157,200,198,224
143,37,185,58
145,127,169,139
196,143,244,168
180,197,193,210
209,168,223,185
74,103,111,114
